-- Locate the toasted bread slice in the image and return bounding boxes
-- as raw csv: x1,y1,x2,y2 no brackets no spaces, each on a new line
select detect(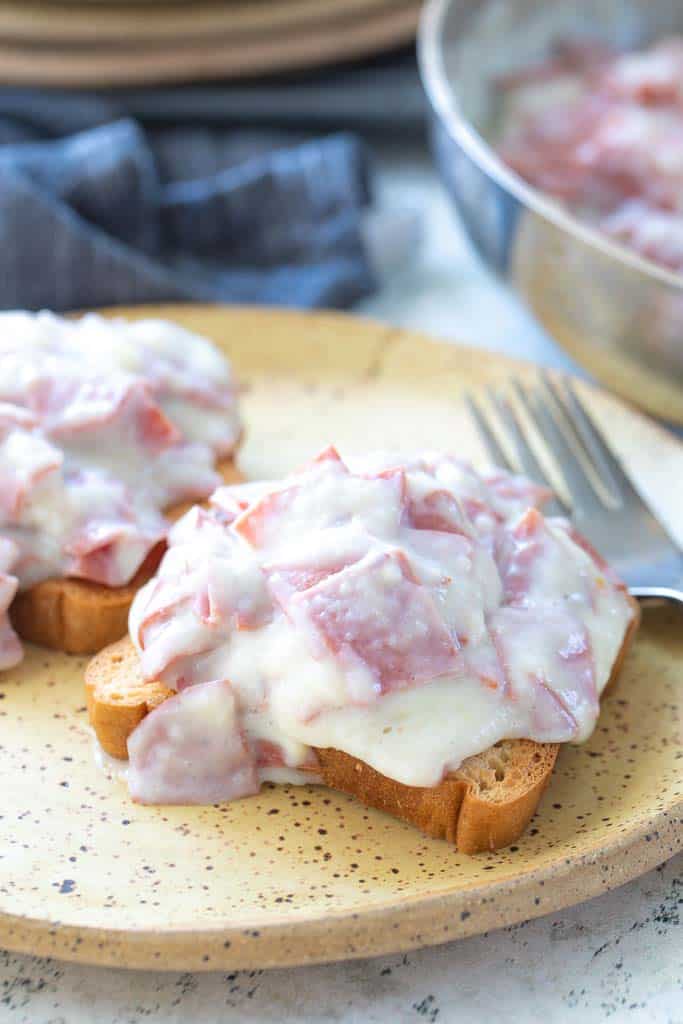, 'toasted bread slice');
86,636,174,761
84,600,639,853
314,743,558,853
10,458,242,656
85,637,559,852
